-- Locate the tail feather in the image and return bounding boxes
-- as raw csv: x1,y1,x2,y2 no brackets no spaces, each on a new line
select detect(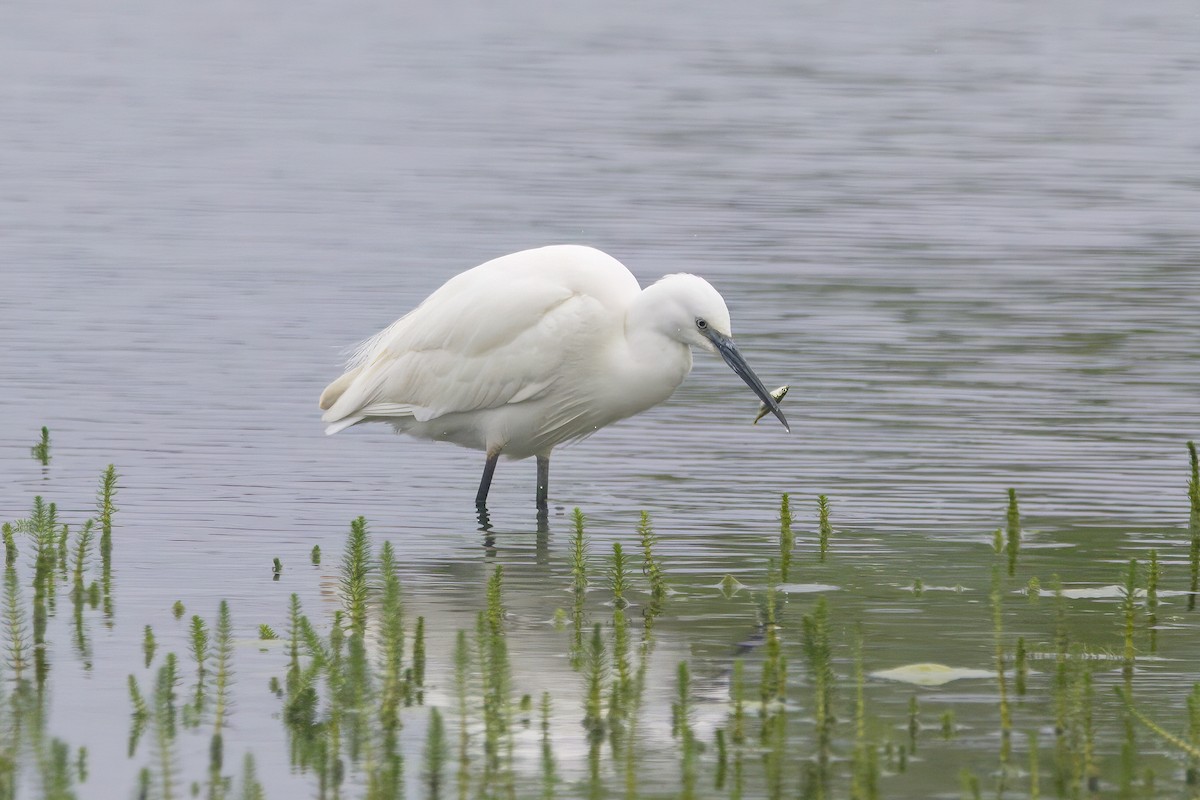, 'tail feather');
324,415,364,436
318,367,362,411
